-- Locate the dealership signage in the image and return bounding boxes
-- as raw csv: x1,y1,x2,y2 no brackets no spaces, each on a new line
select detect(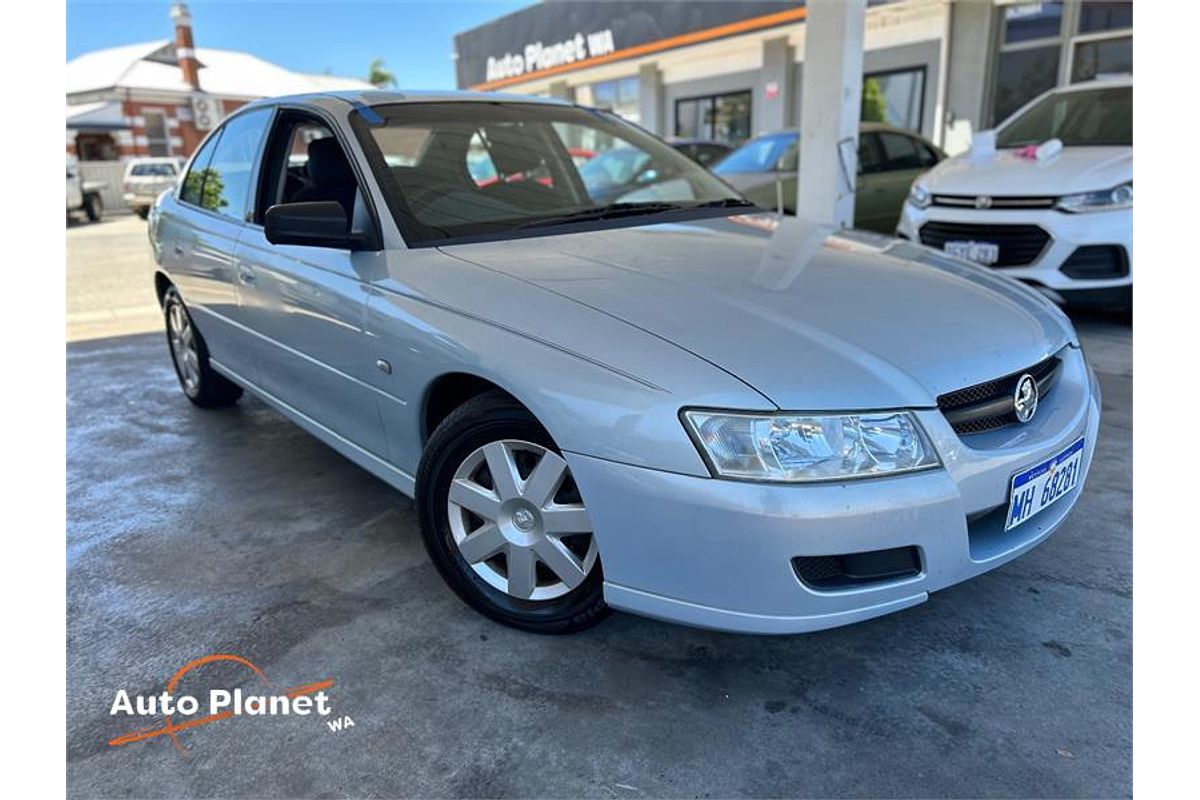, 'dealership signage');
486,29,616,82
456,0,806,88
